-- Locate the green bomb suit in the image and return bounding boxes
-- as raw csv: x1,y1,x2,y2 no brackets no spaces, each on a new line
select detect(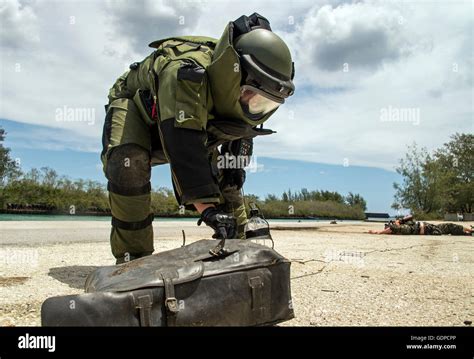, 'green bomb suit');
101,24,280,262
